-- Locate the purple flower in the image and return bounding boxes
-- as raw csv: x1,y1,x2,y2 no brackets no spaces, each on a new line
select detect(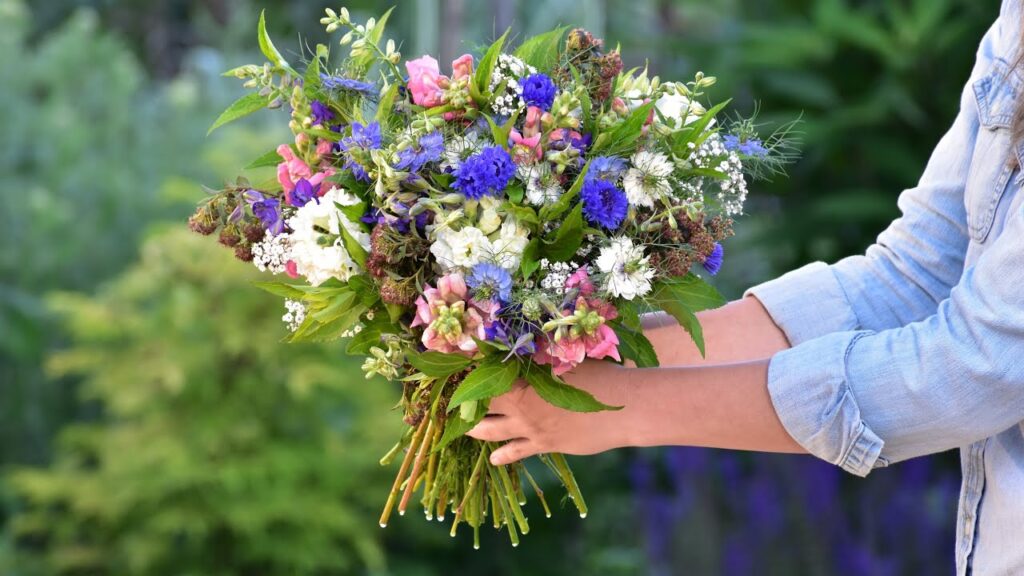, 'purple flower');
395,131,444,173
723,134,769,157
309,100,335,126
337,121,382,182
520,73,558,111
452,145,516,199
244,190,284,235
580,178,627,230
289,178,319,207
320,73,376,94
484,320,536,355
467,262,513,302
587,155,627,182
703,242,723,275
